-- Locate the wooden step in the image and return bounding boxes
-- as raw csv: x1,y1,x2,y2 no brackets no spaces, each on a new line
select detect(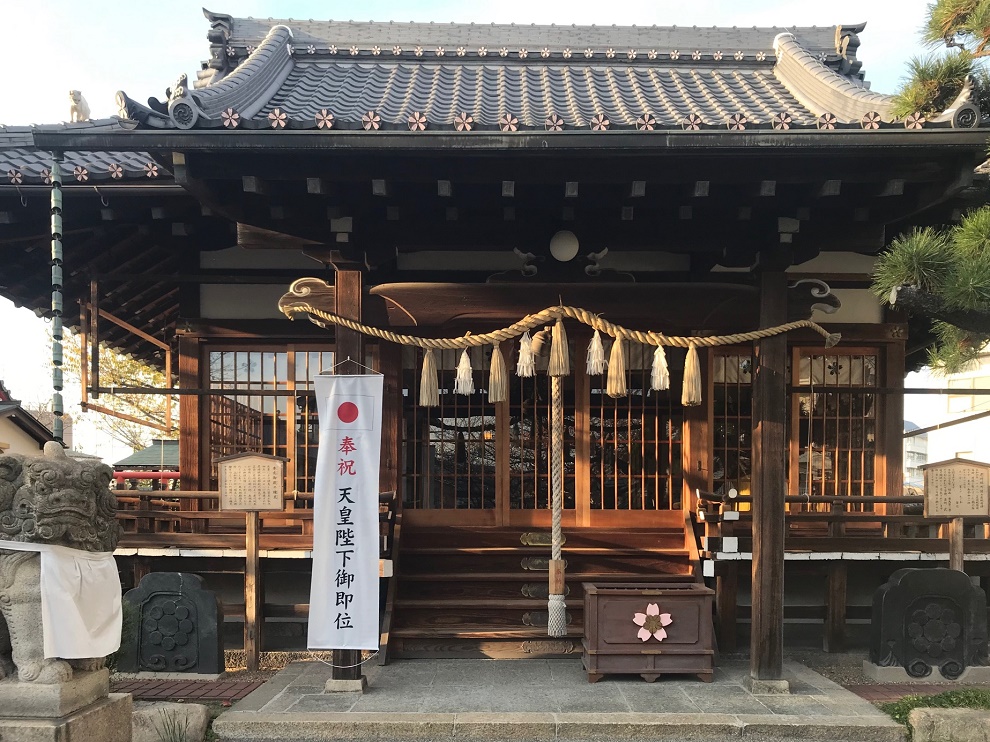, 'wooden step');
401,552,692,575
396,598,582,608
398,570,693,582
401,528,686,550
392,627,583,639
